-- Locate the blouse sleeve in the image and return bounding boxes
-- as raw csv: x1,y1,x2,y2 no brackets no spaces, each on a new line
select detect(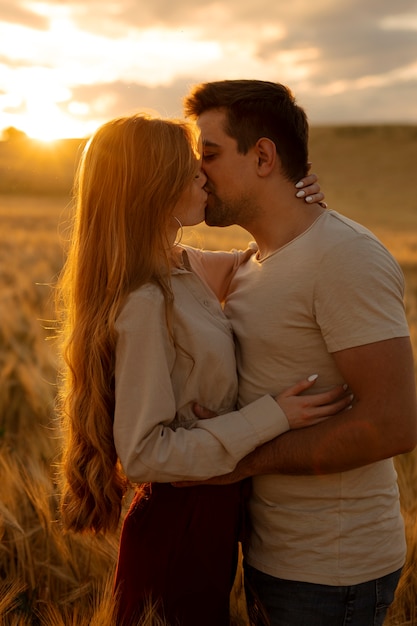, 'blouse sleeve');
113,286,289,483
